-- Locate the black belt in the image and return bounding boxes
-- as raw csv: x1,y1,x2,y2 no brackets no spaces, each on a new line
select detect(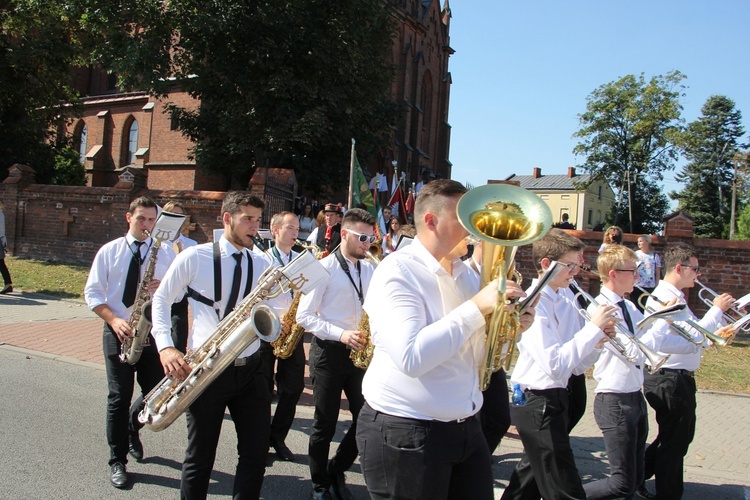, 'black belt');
314,336,347,350
648,367,694,377
234,356,251,366
435,414,475,425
